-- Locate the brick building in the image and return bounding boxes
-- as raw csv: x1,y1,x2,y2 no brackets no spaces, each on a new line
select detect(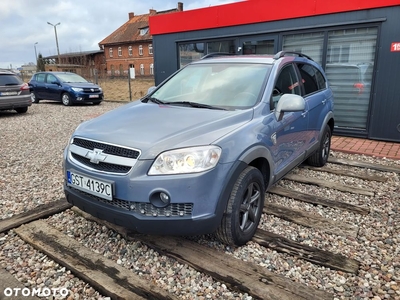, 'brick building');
99,3,183,79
